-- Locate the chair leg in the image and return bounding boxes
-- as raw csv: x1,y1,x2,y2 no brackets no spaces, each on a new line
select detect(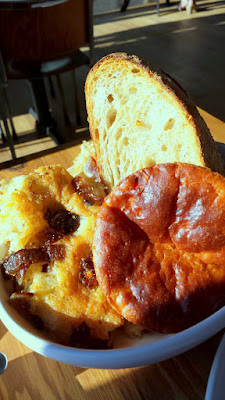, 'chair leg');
29,77,62,145
1,86,18,140
48,76,56,99
30,78,54,128
157,0,160,15
0,121,6,143
72,70,81,126
0,89,16,160
121,0,130,11
2,117,16,160
56,74,70,126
